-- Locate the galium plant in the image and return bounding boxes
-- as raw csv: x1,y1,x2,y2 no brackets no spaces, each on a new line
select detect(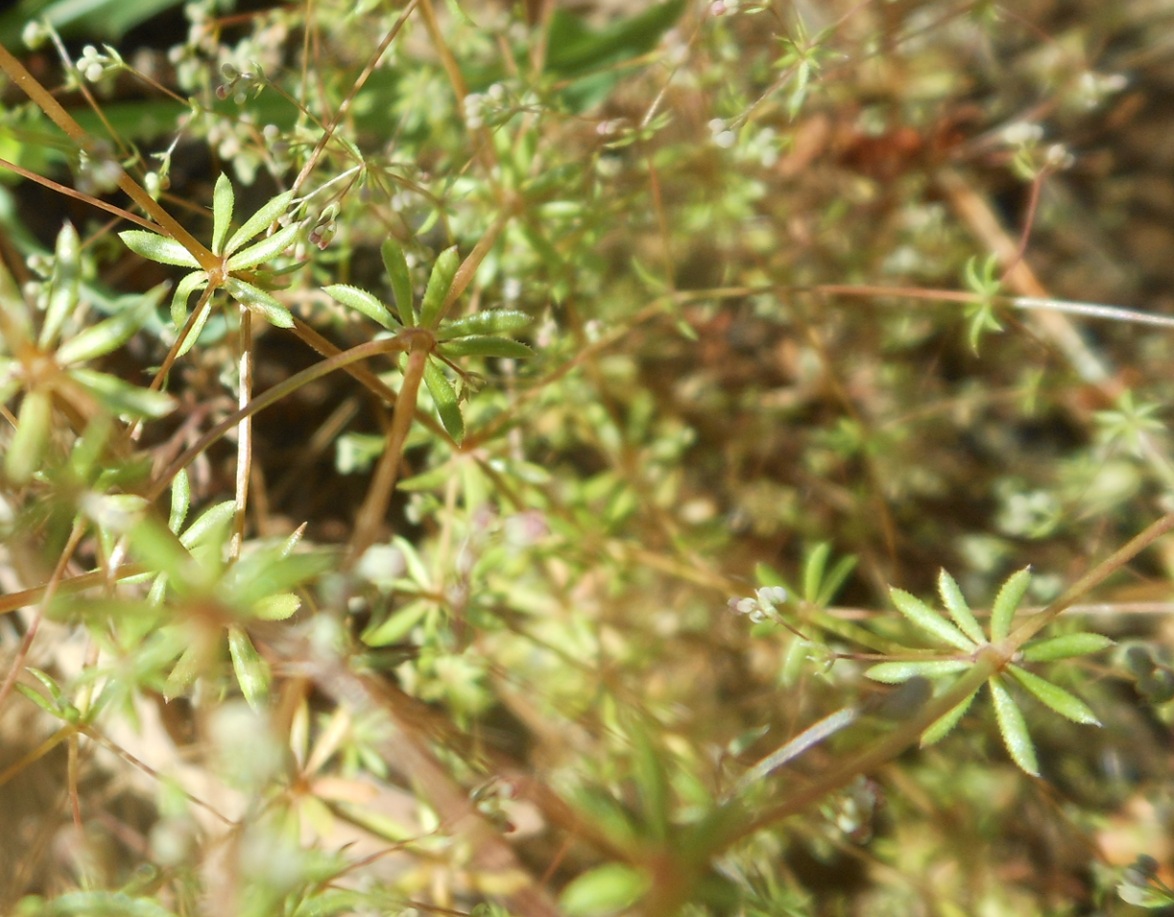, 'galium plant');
2,0,1174,914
